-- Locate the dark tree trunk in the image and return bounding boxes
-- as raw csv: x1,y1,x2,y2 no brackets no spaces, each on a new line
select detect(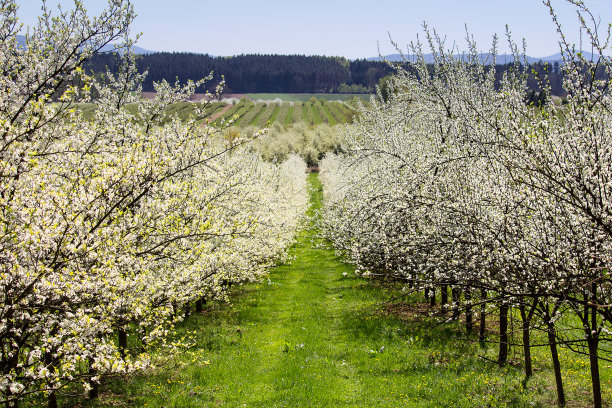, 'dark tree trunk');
519,304,532,378
47,392,57,408
172,301,178,318
465,289,473,333
451,287,461,321
587,332,602,408
185,303,191,319
118,329,127,359
546,318,565,406
479,288,487,343
140,327,147,353
87,357,99,400
195,298,203,313
498,302,509,365
44,352,58,408
585,285,602,408
5,393,17,408
441,284,448,306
